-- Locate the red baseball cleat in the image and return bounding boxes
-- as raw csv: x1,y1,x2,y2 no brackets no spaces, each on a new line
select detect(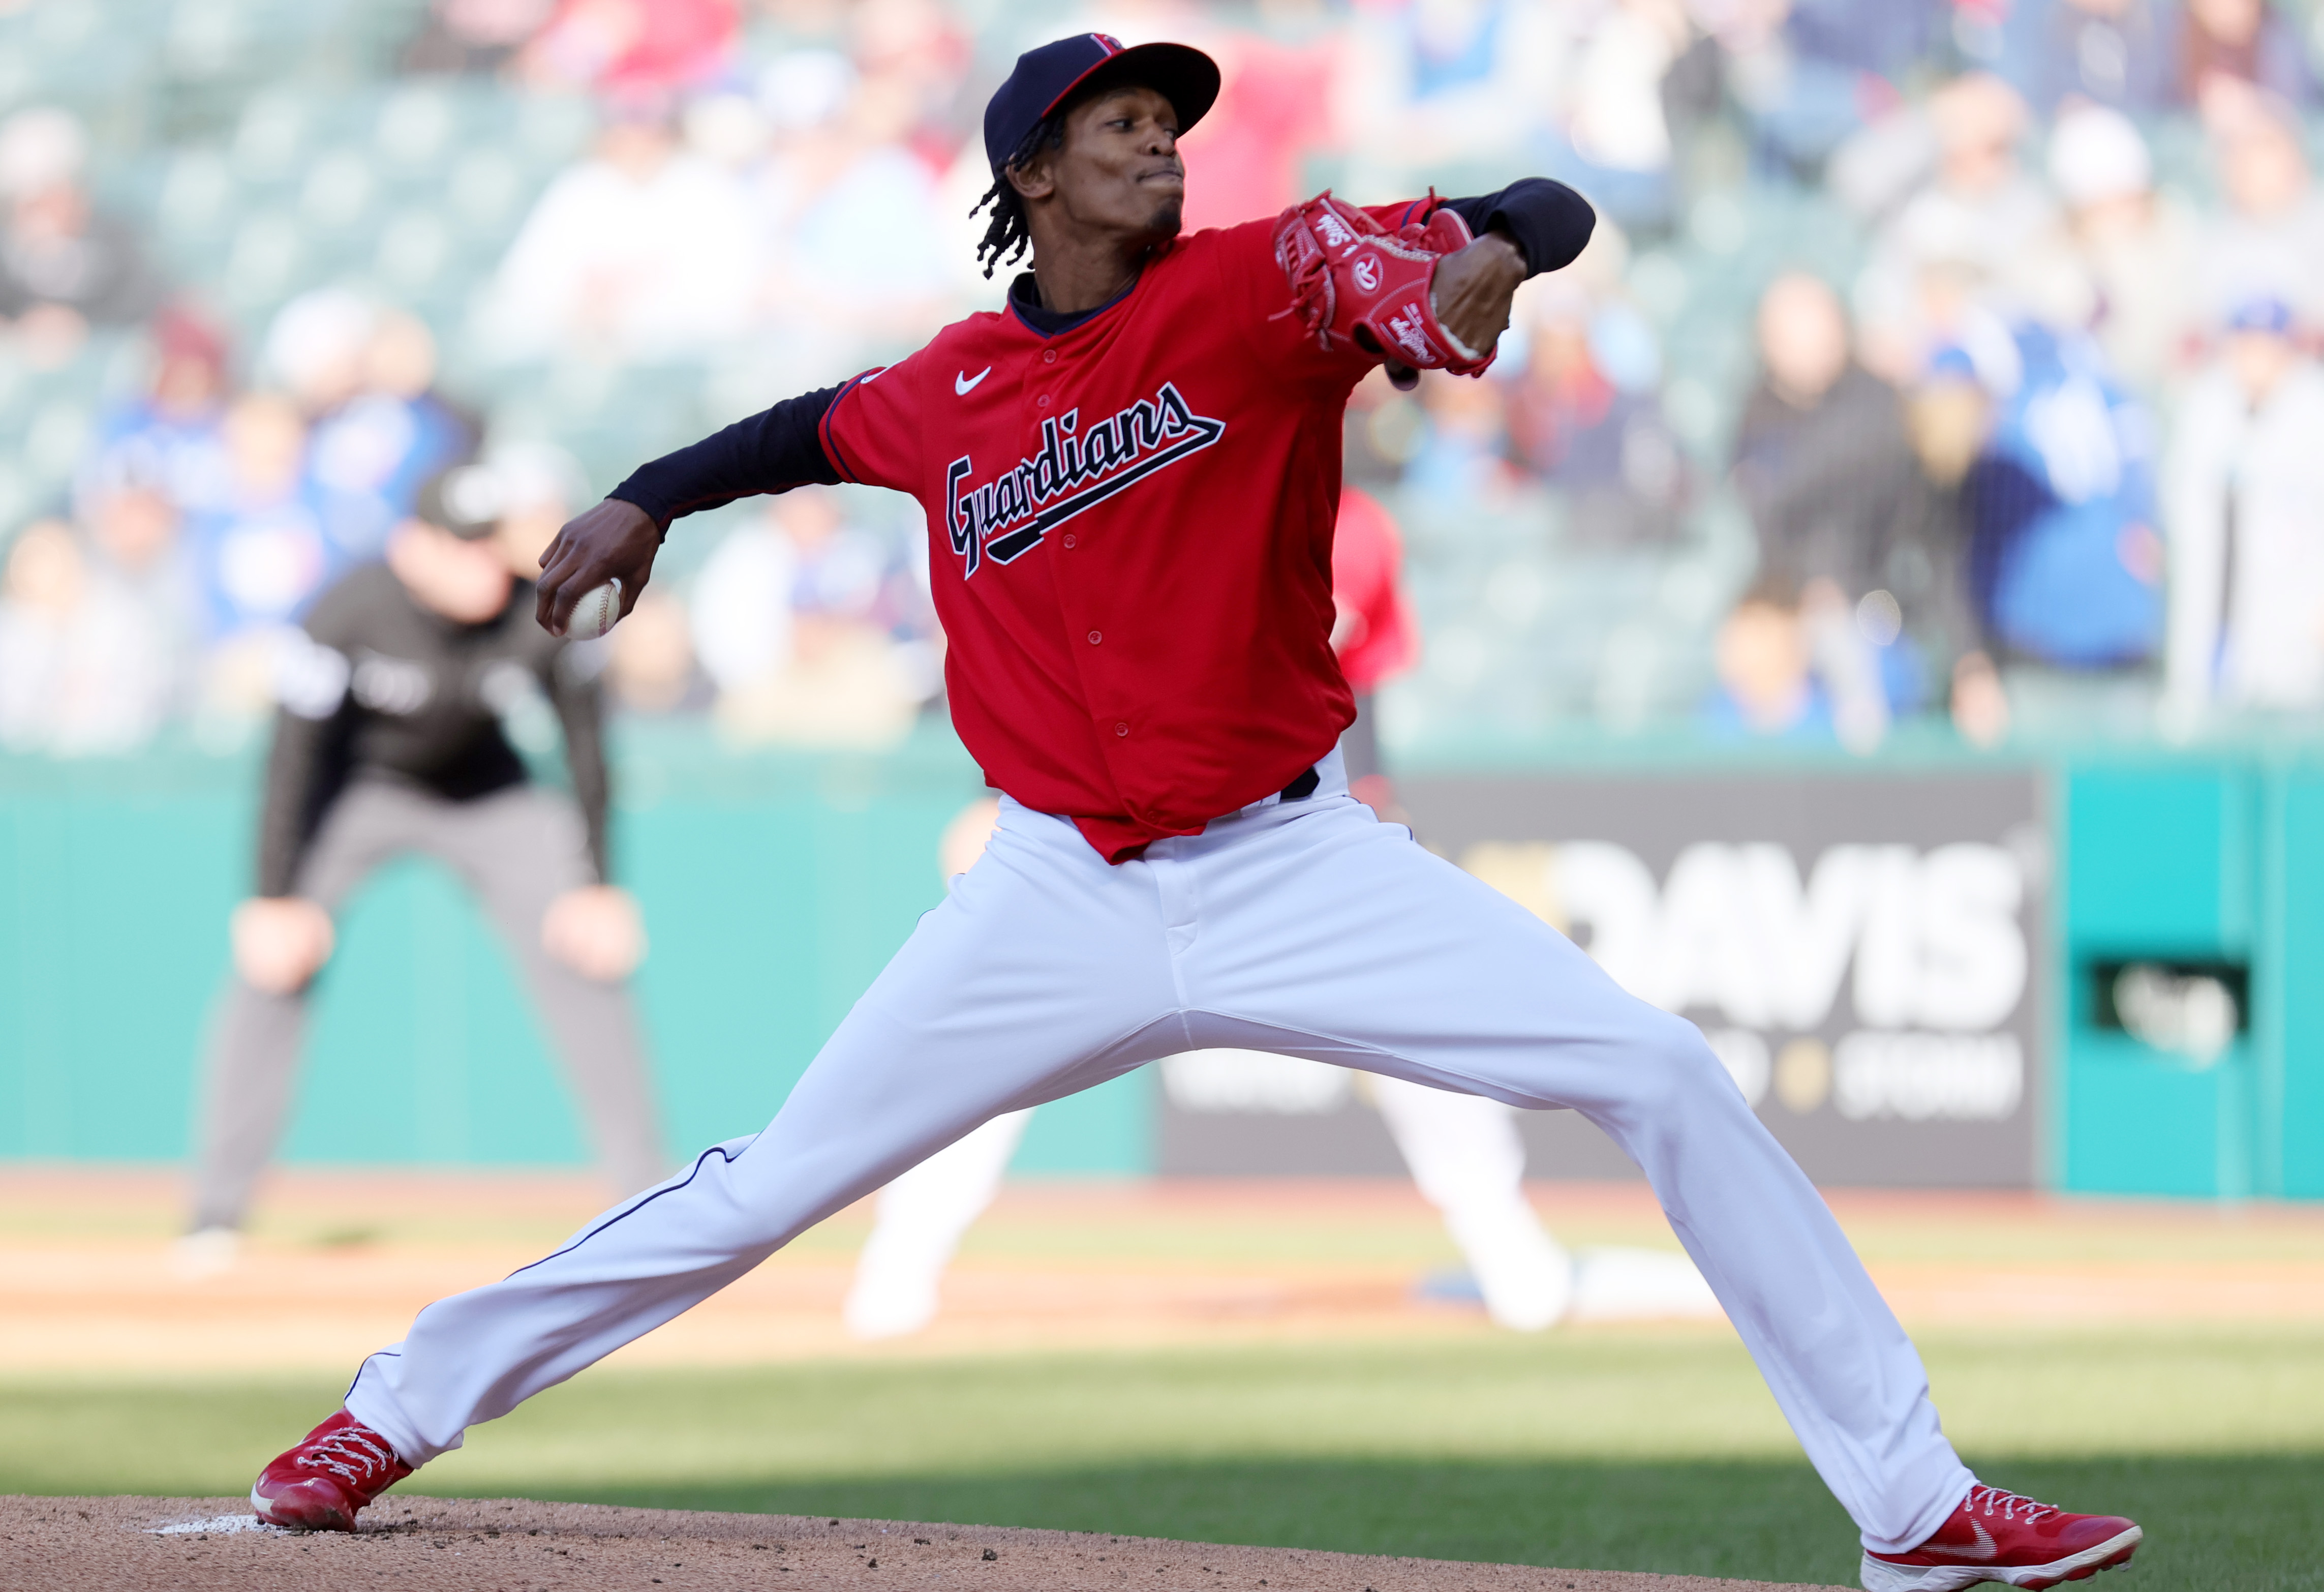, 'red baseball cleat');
250,1410,413,1531
1861,1483,2142,1590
